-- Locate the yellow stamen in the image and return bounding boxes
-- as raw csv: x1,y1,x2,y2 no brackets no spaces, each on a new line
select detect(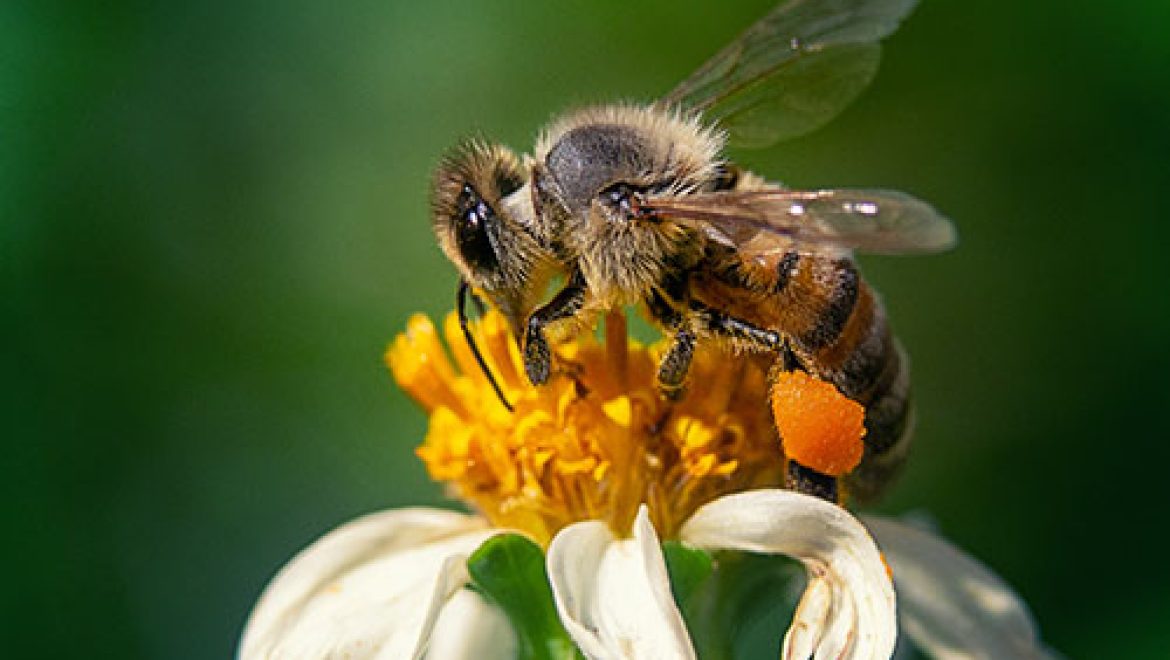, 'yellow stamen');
385,309,860,546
